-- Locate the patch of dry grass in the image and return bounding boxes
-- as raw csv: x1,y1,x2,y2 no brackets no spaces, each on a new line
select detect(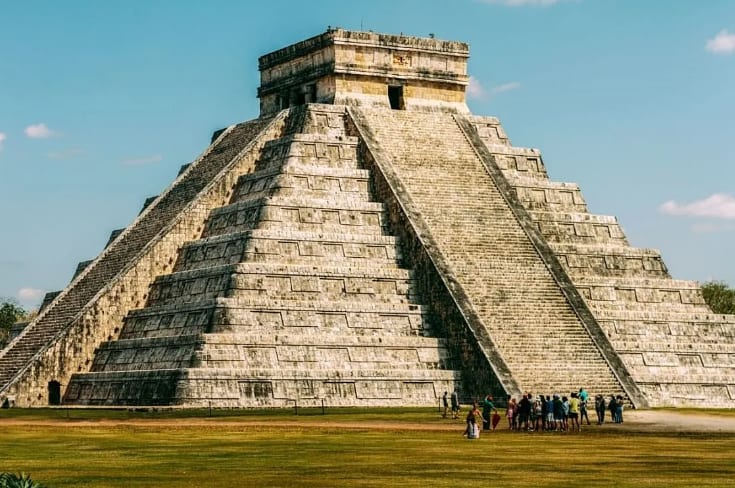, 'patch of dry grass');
1,409,734,487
